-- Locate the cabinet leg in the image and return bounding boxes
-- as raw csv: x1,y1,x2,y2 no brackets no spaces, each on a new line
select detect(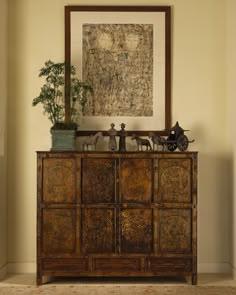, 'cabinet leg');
36,275,42,286
192,274,197,285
